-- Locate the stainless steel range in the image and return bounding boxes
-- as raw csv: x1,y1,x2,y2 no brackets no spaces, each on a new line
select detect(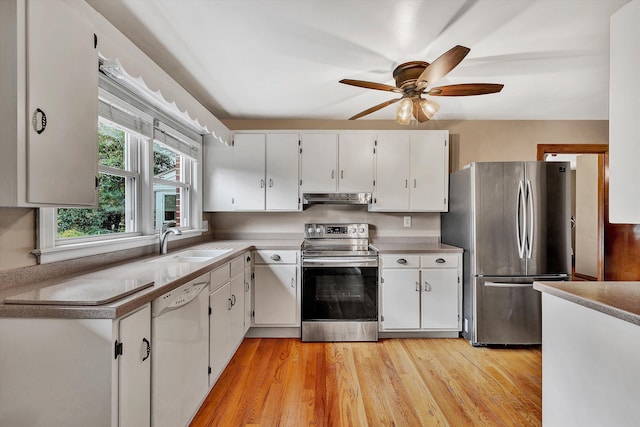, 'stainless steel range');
301,223,379,342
